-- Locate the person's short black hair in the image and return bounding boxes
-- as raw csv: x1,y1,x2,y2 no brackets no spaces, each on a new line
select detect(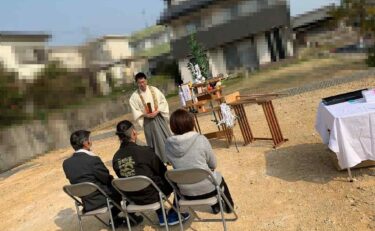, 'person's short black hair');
116,120,134,143
70,130,91,151
134,72,147,82
170,109,195,135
